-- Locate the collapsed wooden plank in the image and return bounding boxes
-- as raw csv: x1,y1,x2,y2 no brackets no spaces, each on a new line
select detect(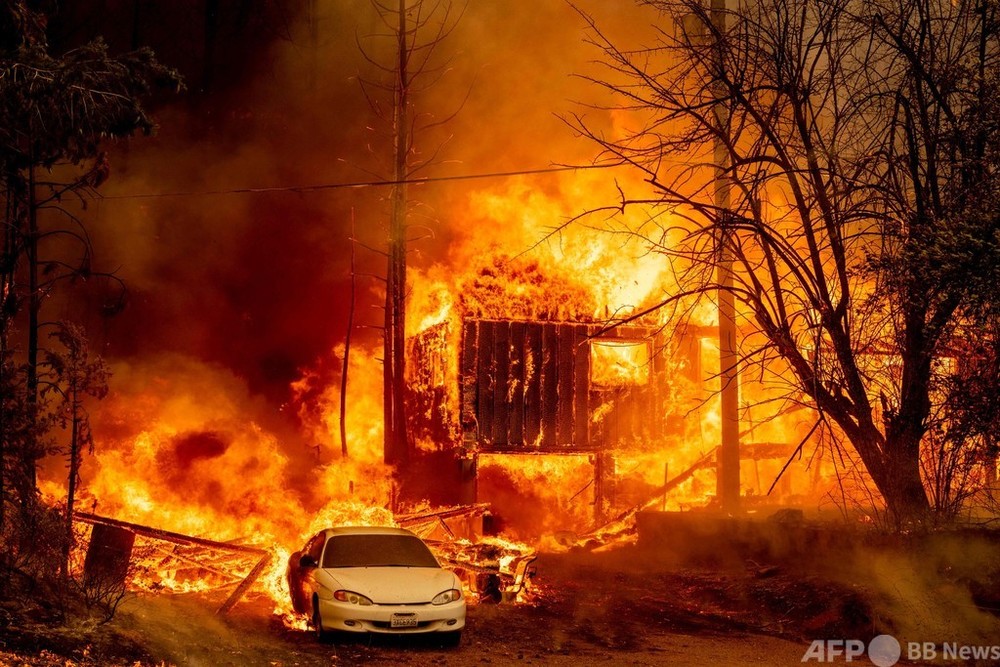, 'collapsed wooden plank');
742,442,797,460
509,321,526,446
150,545,243,582
216,553,273,615
395,503,490,526
74,512,271,615
75,512,268,556
579,447,718,543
